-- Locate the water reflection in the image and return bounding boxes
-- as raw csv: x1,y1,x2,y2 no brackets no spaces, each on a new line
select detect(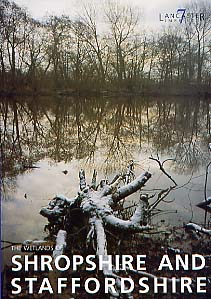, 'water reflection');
1,95,211,266
1,96,210,180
